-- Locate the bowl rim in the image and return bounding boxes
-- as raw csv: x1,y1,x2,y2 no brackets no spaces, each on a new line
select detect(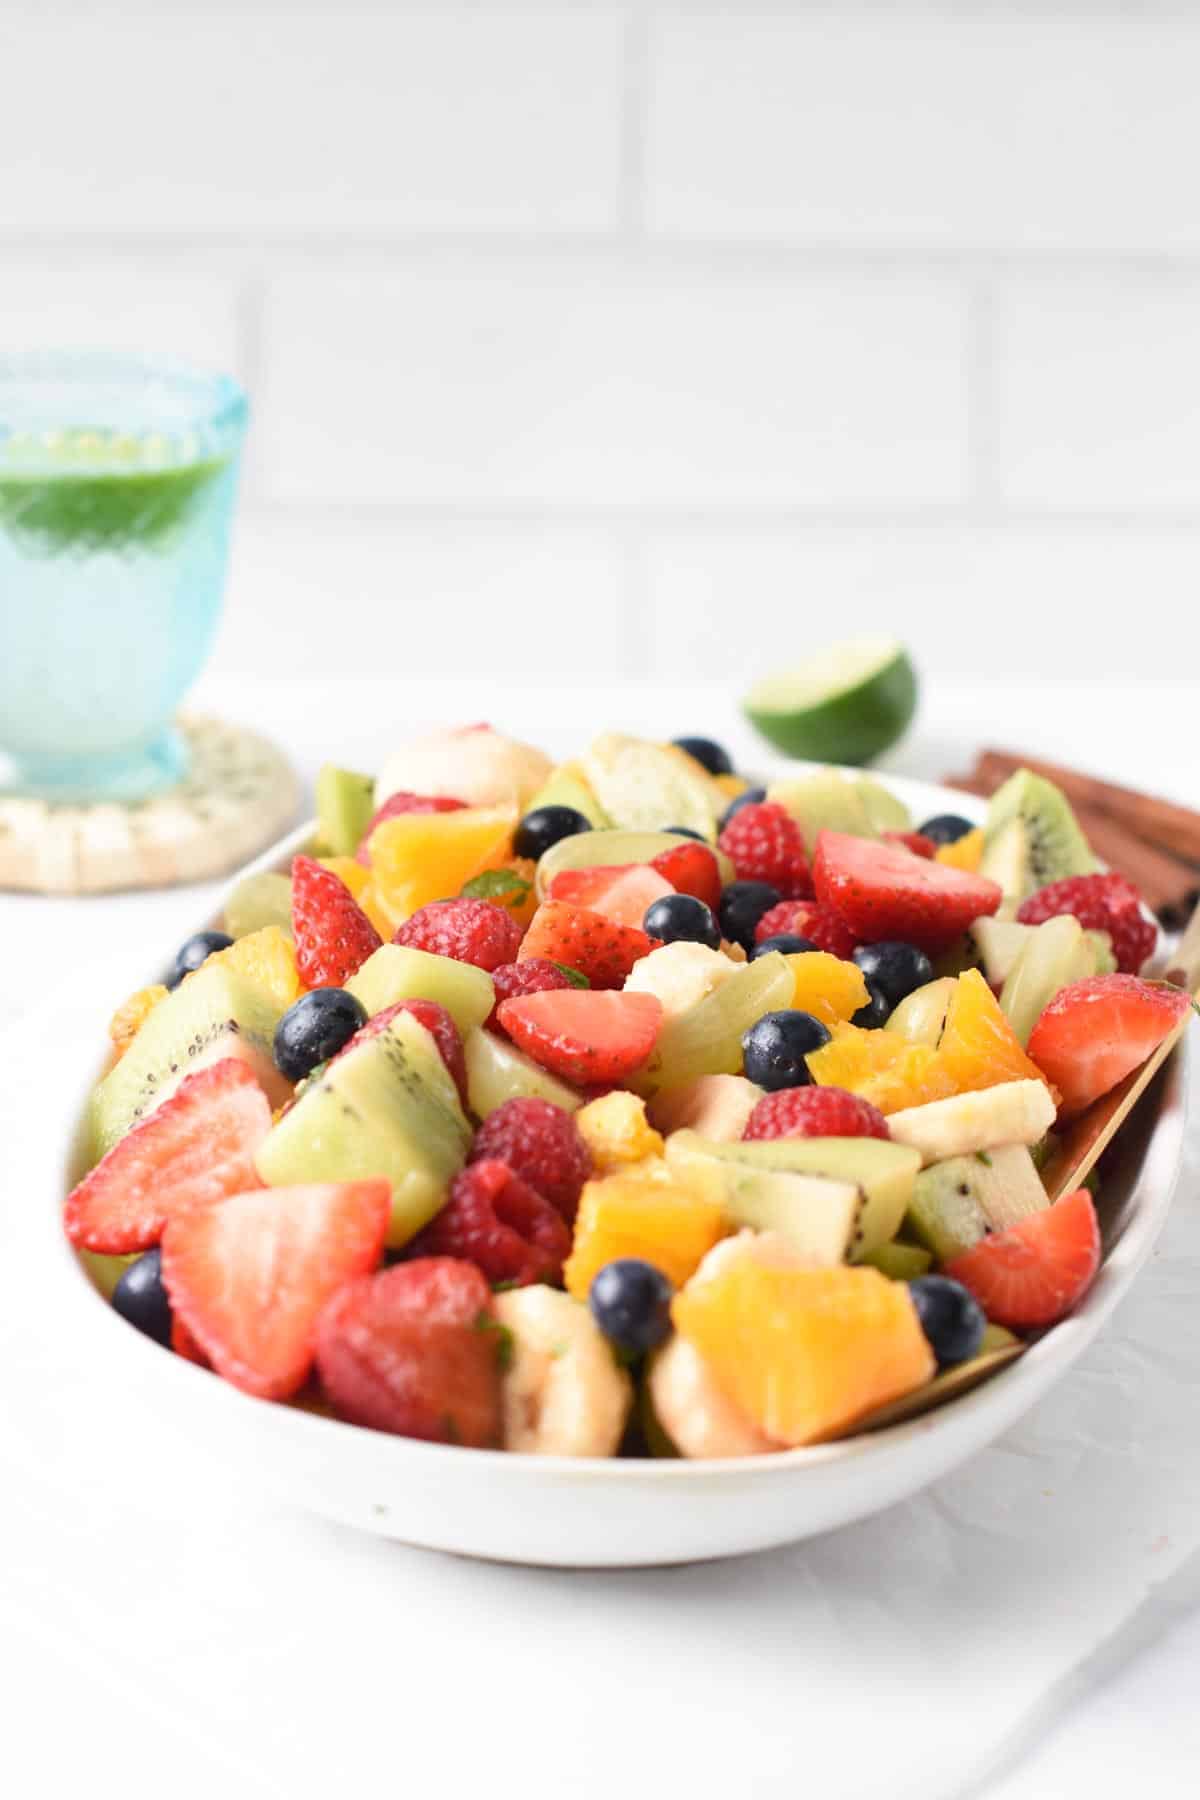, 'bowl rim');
56,763,1191,1484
